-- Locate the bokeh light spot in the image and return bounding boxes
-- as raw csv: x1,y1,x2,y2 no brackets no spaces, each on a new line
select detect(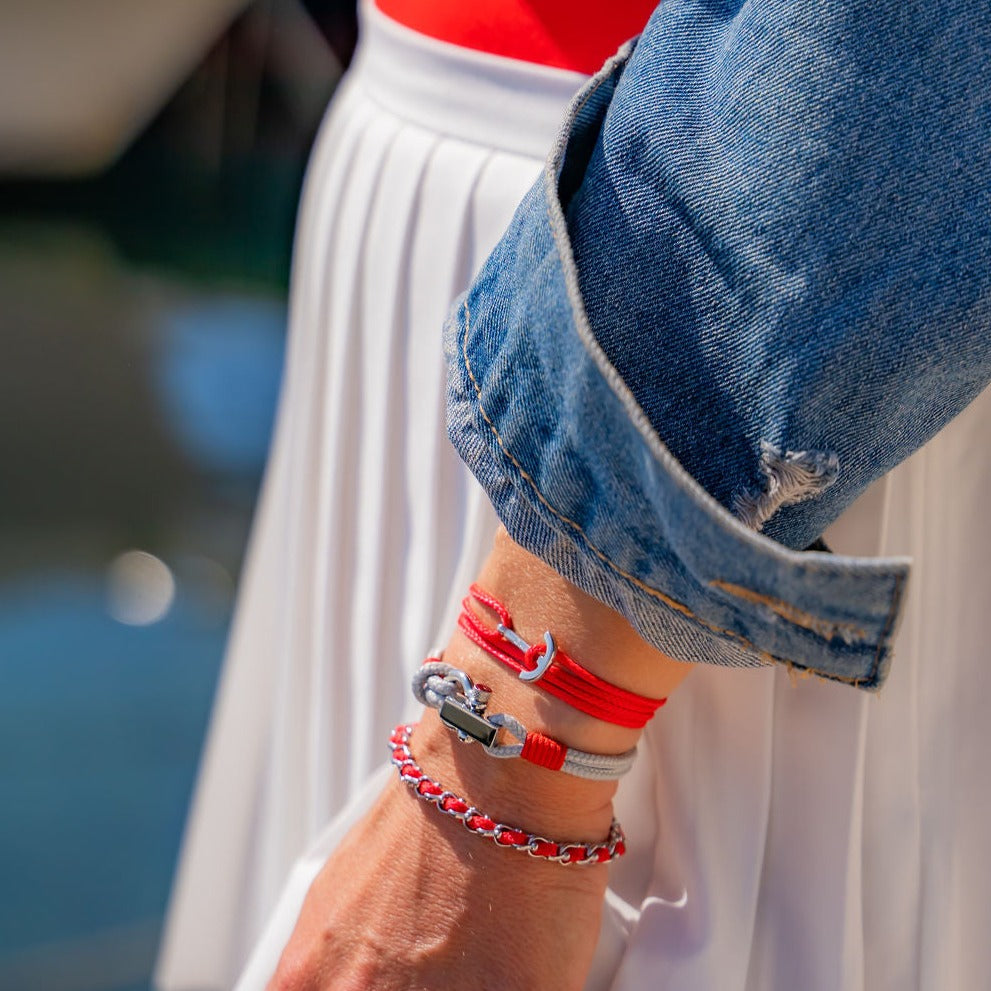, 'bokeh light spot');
106,550,175,626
